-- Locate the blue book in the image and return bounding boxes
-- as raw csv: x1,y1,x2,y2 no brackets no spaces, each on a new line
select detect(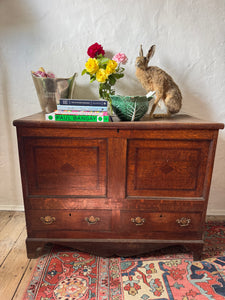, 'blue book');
57,105,108,111
60,99,108,107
